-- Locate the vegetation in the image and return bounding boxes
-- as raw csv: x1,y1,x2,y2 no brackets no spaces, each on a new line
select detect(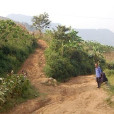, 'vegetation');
44,26,99,82
103,48,114,96
32,12,51,33
85,41,114,53
0,20,39,112
42,24,114,82
104,51,114,63
85,40,114,100
0,20,37,77
104,69,114,107
102,49,114,107
0,16,114,110
0,74,38,112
